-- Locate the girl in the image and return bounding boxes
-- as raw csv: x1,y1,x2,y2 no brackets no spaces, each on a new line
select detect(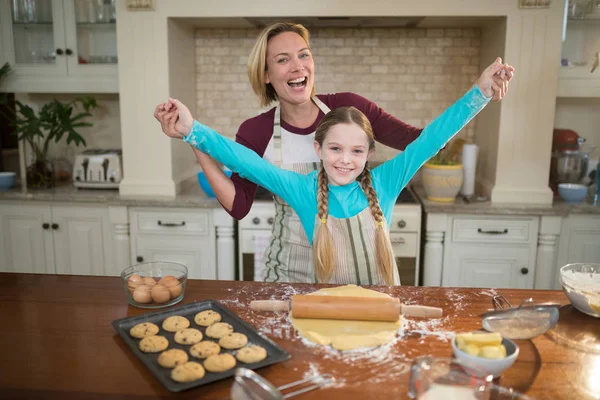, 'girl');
162,59,508,286
155,22,514,284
